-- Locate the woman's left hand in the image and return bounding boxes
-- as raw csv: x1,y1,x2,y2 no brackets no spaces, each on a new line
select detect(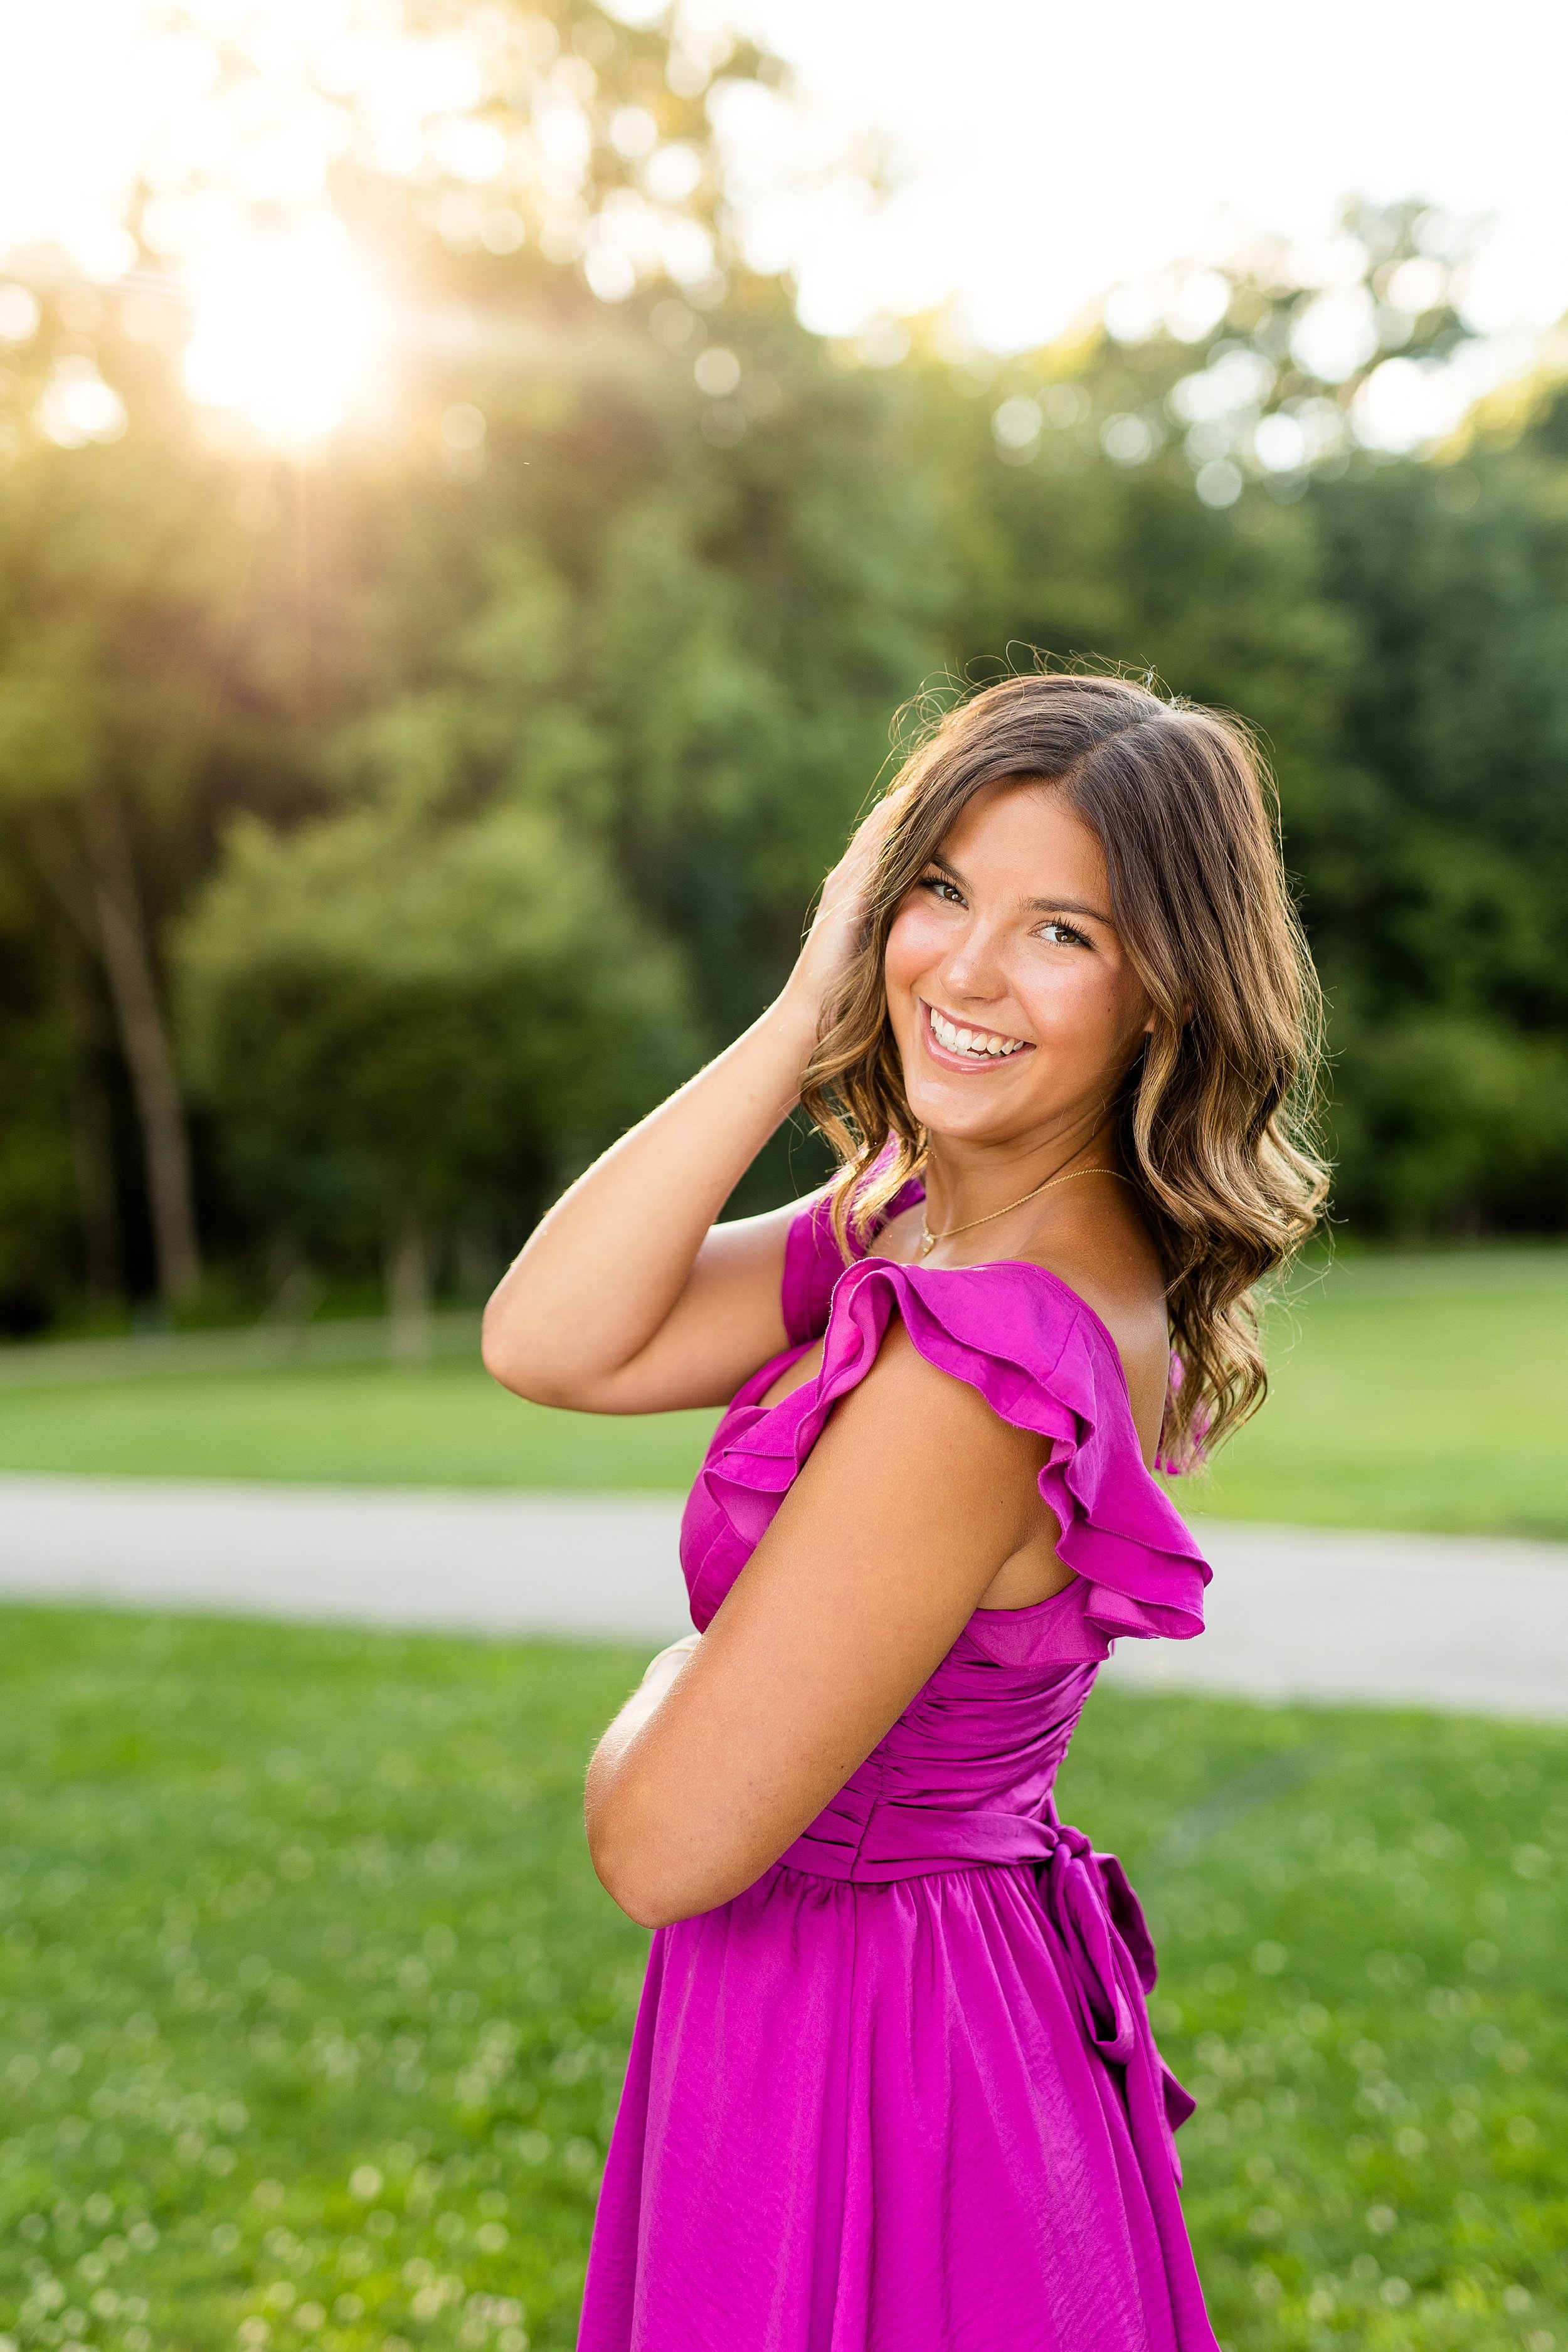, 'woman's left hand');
640,1633,701,1695
781,783,912,1034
